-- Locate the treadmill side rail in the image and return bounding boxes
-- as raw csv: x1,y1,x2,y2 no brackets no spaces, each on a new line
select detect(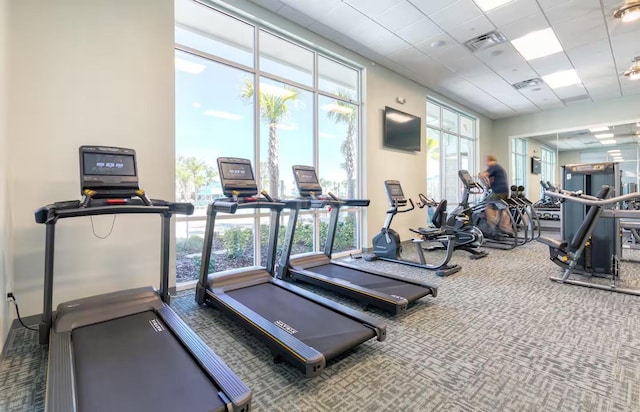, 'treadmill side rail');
159,306,252,412
45,331,76,412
